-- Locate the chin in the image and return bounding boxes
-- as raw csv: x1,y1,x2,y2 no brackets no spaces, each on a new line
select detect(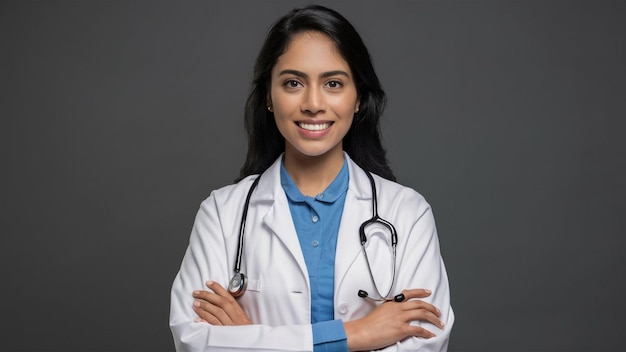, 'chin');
291,144,342,159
